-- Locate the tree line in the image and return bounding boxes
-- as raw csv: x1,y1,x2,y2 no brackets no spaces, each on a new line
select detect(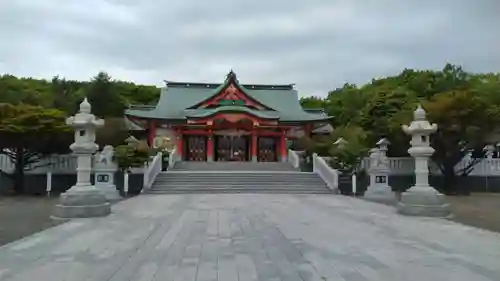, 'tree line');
299,64,500,195
0,72,160,116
